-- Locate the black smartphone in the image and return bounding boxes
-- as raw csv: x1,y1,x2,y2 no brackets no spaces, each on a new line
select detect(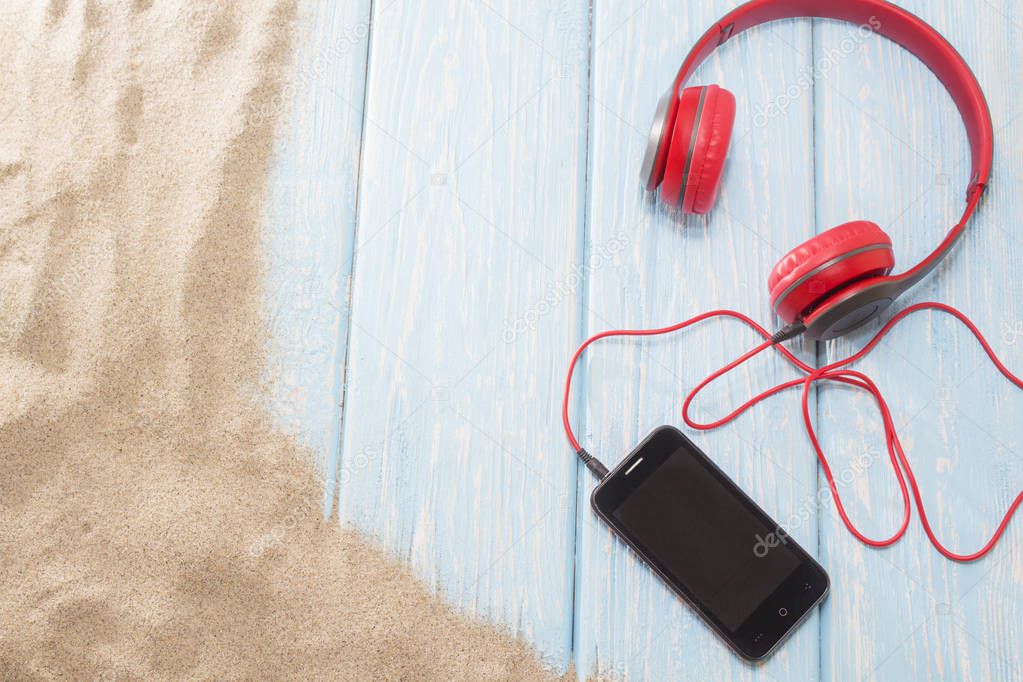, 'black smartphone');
591,425,829,661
